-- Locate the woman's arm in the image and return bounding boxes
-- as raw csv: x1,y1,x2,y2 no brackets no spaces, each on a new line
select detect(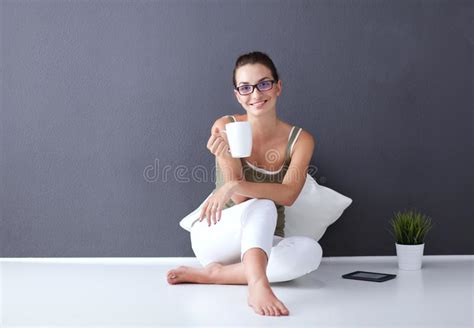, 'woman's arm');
231,130,315,206
211,116,251,205
199,128,315,225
